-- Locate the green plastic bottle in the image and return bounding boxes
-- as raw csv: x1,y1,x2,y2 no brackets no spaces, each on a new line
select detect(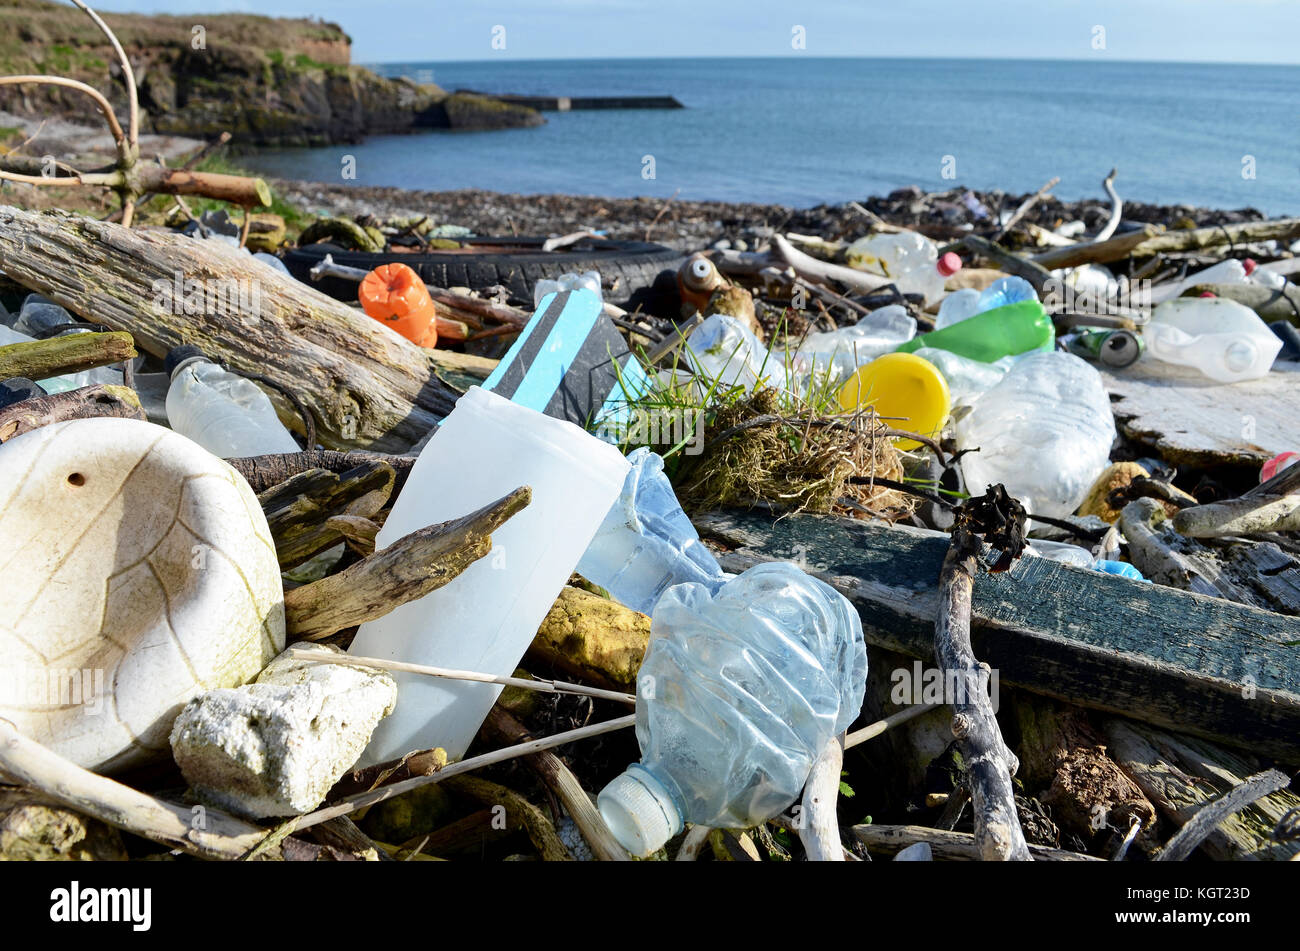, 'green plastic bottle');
896,299,1054,363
